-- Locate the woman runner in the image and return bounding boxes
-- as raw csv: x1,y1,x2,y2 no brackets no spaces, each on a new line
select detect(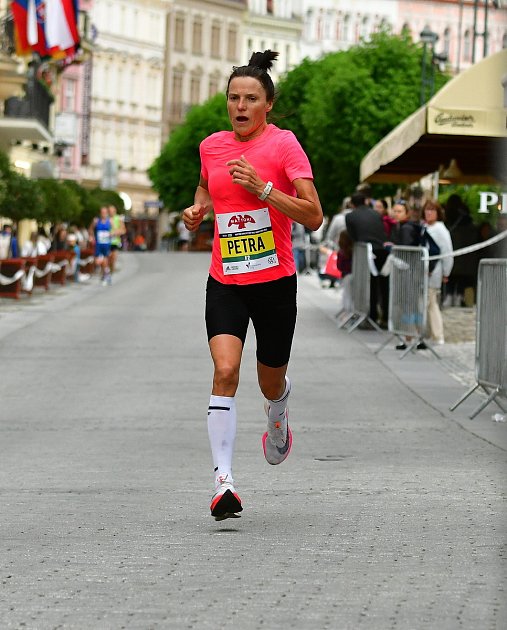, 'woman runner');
183,50,323,520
